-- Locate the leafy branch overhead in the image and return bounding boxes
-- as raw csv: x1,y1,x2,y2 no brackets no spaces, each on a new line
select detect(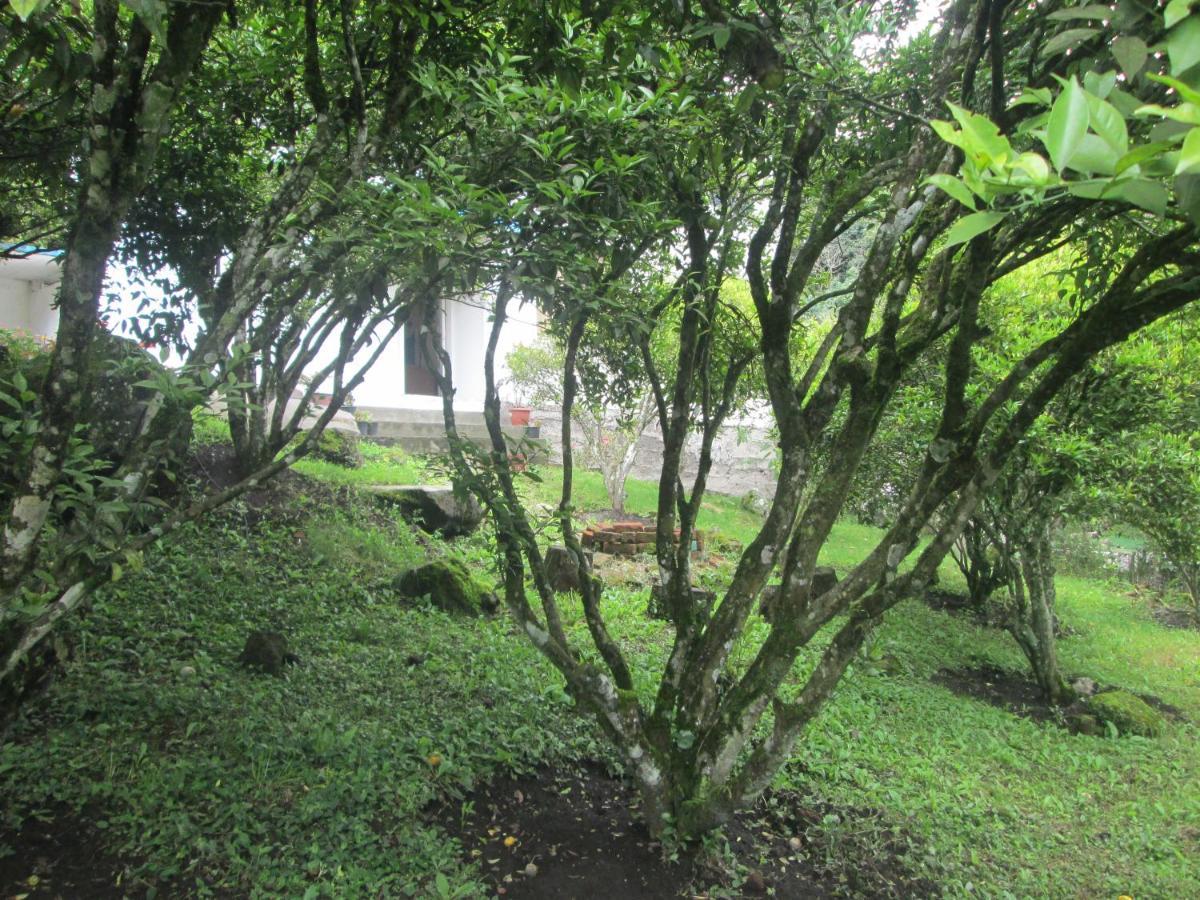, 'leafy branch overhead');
928,2,1200,238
